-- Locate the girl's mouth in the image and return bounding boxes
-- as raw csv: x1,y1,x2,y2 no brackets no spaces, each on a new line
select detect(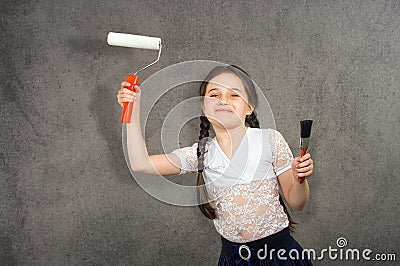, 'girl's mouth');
216,108,233,112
